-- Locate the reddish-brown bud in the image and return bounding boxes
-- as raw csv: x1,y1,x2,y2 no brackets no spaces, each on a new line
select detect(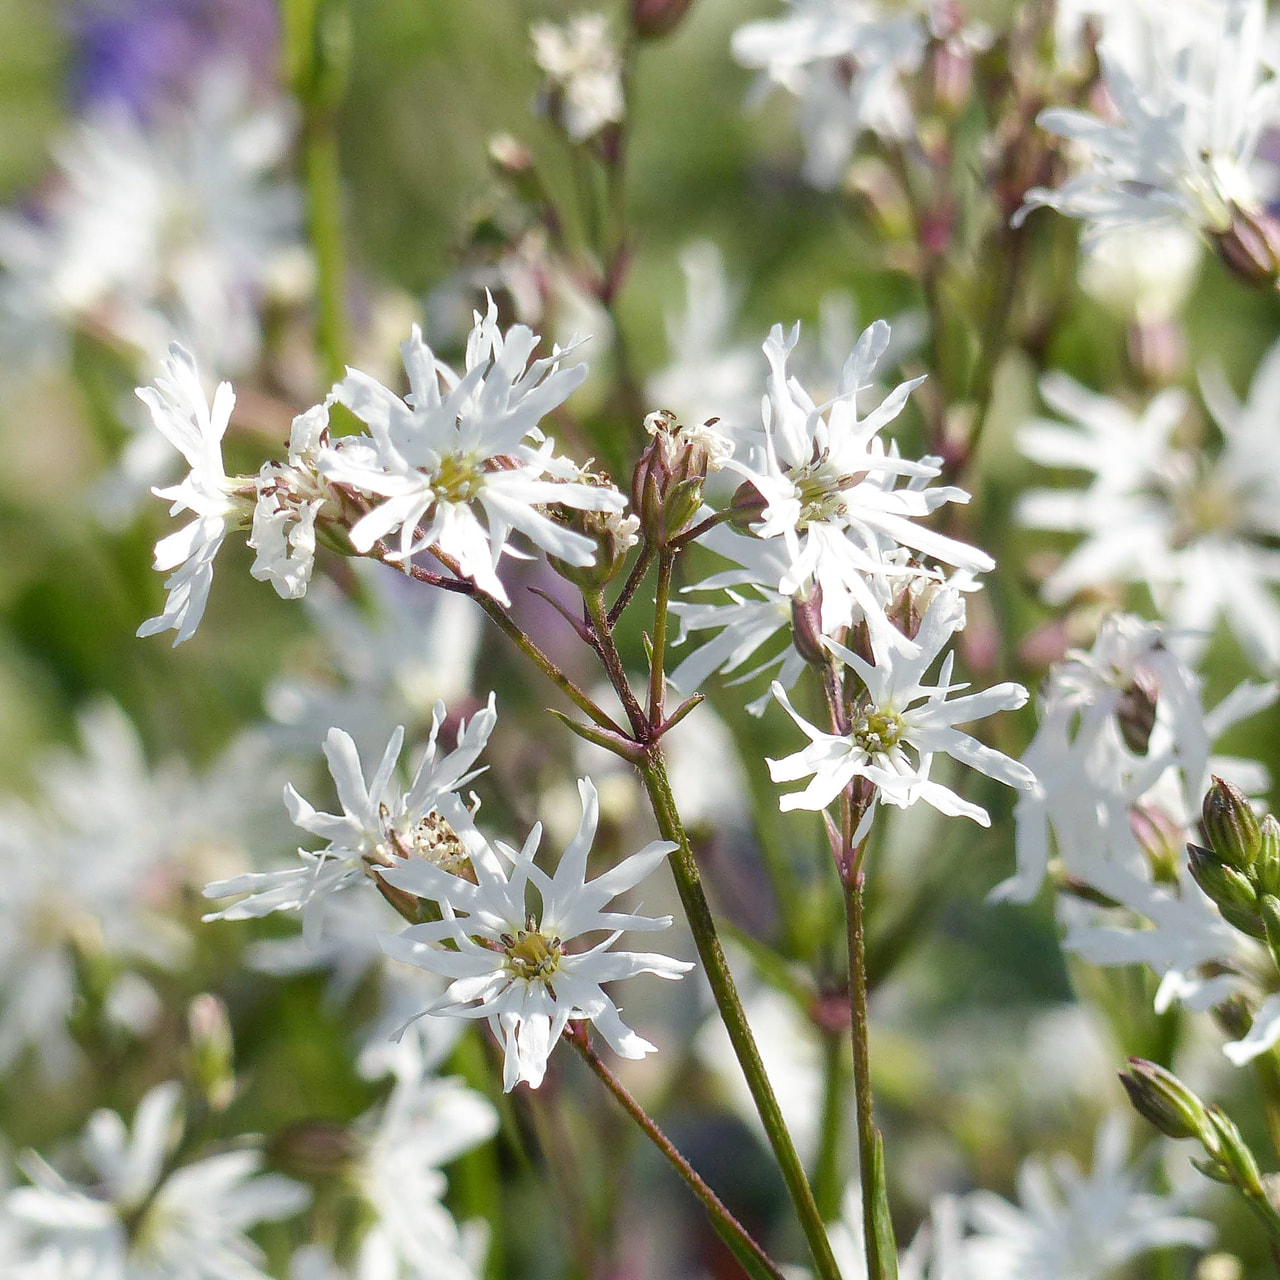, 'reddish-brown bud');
631,0,695,40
